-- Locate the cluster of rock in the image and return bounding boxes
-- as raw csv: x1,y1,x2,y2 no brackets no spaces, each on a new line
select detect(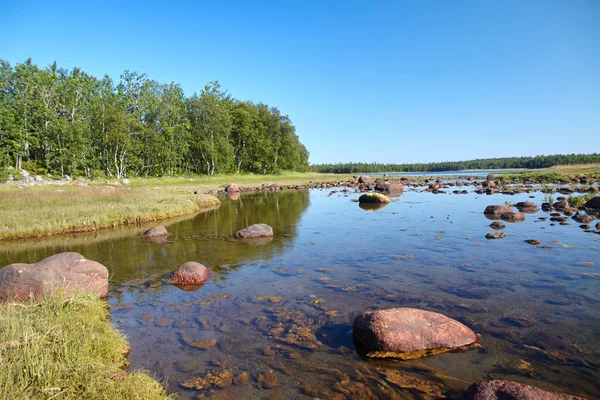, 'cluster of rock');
1,168,135,189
